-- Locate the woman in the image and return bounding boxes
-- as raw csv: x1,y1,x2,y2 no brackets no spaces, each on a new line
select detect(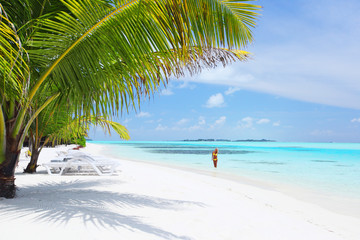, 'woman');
212,148,218,168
